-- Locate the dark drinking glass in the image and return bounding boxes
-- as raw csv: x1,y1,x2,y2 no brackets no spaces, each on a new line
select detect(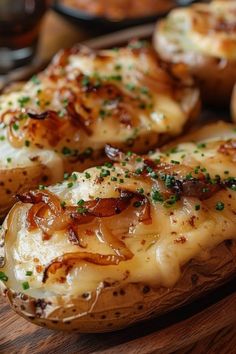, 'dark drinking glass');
0,0,49,74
